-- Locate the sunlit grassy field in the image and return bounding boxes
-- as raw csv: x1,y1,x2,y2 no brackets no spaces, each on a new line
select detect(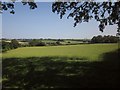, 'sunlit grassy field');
2,44,118,60
2,43,120,88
